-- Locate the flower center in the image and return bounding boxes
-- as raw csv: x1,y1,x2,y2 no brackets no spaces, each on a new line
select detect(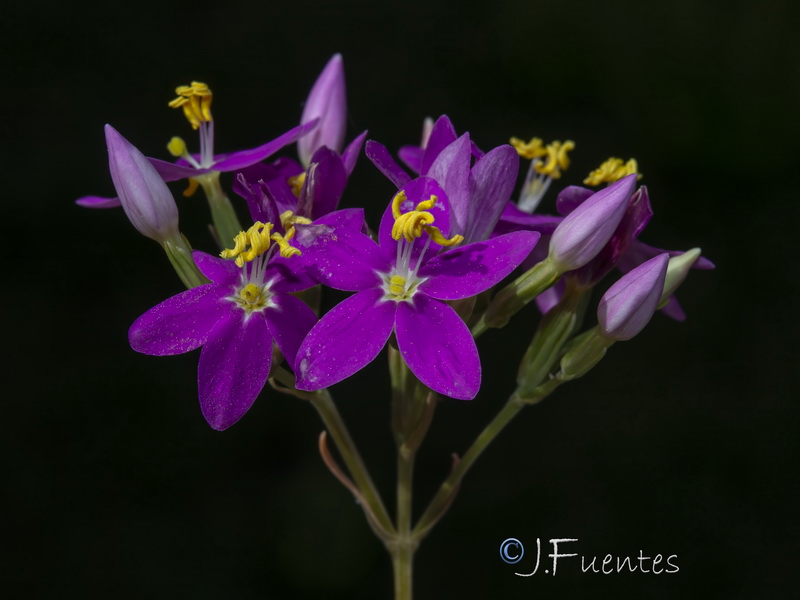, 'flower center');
233,282,273,315
382,273,422,303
